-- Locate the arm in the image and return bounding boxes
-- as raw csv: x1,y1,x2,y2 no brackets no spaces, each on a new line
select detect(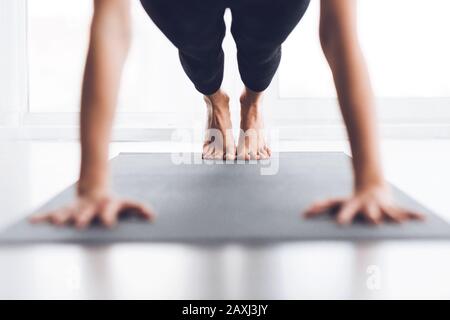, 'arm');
306,0,423,224
79,0,132,197
32,0,153,228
